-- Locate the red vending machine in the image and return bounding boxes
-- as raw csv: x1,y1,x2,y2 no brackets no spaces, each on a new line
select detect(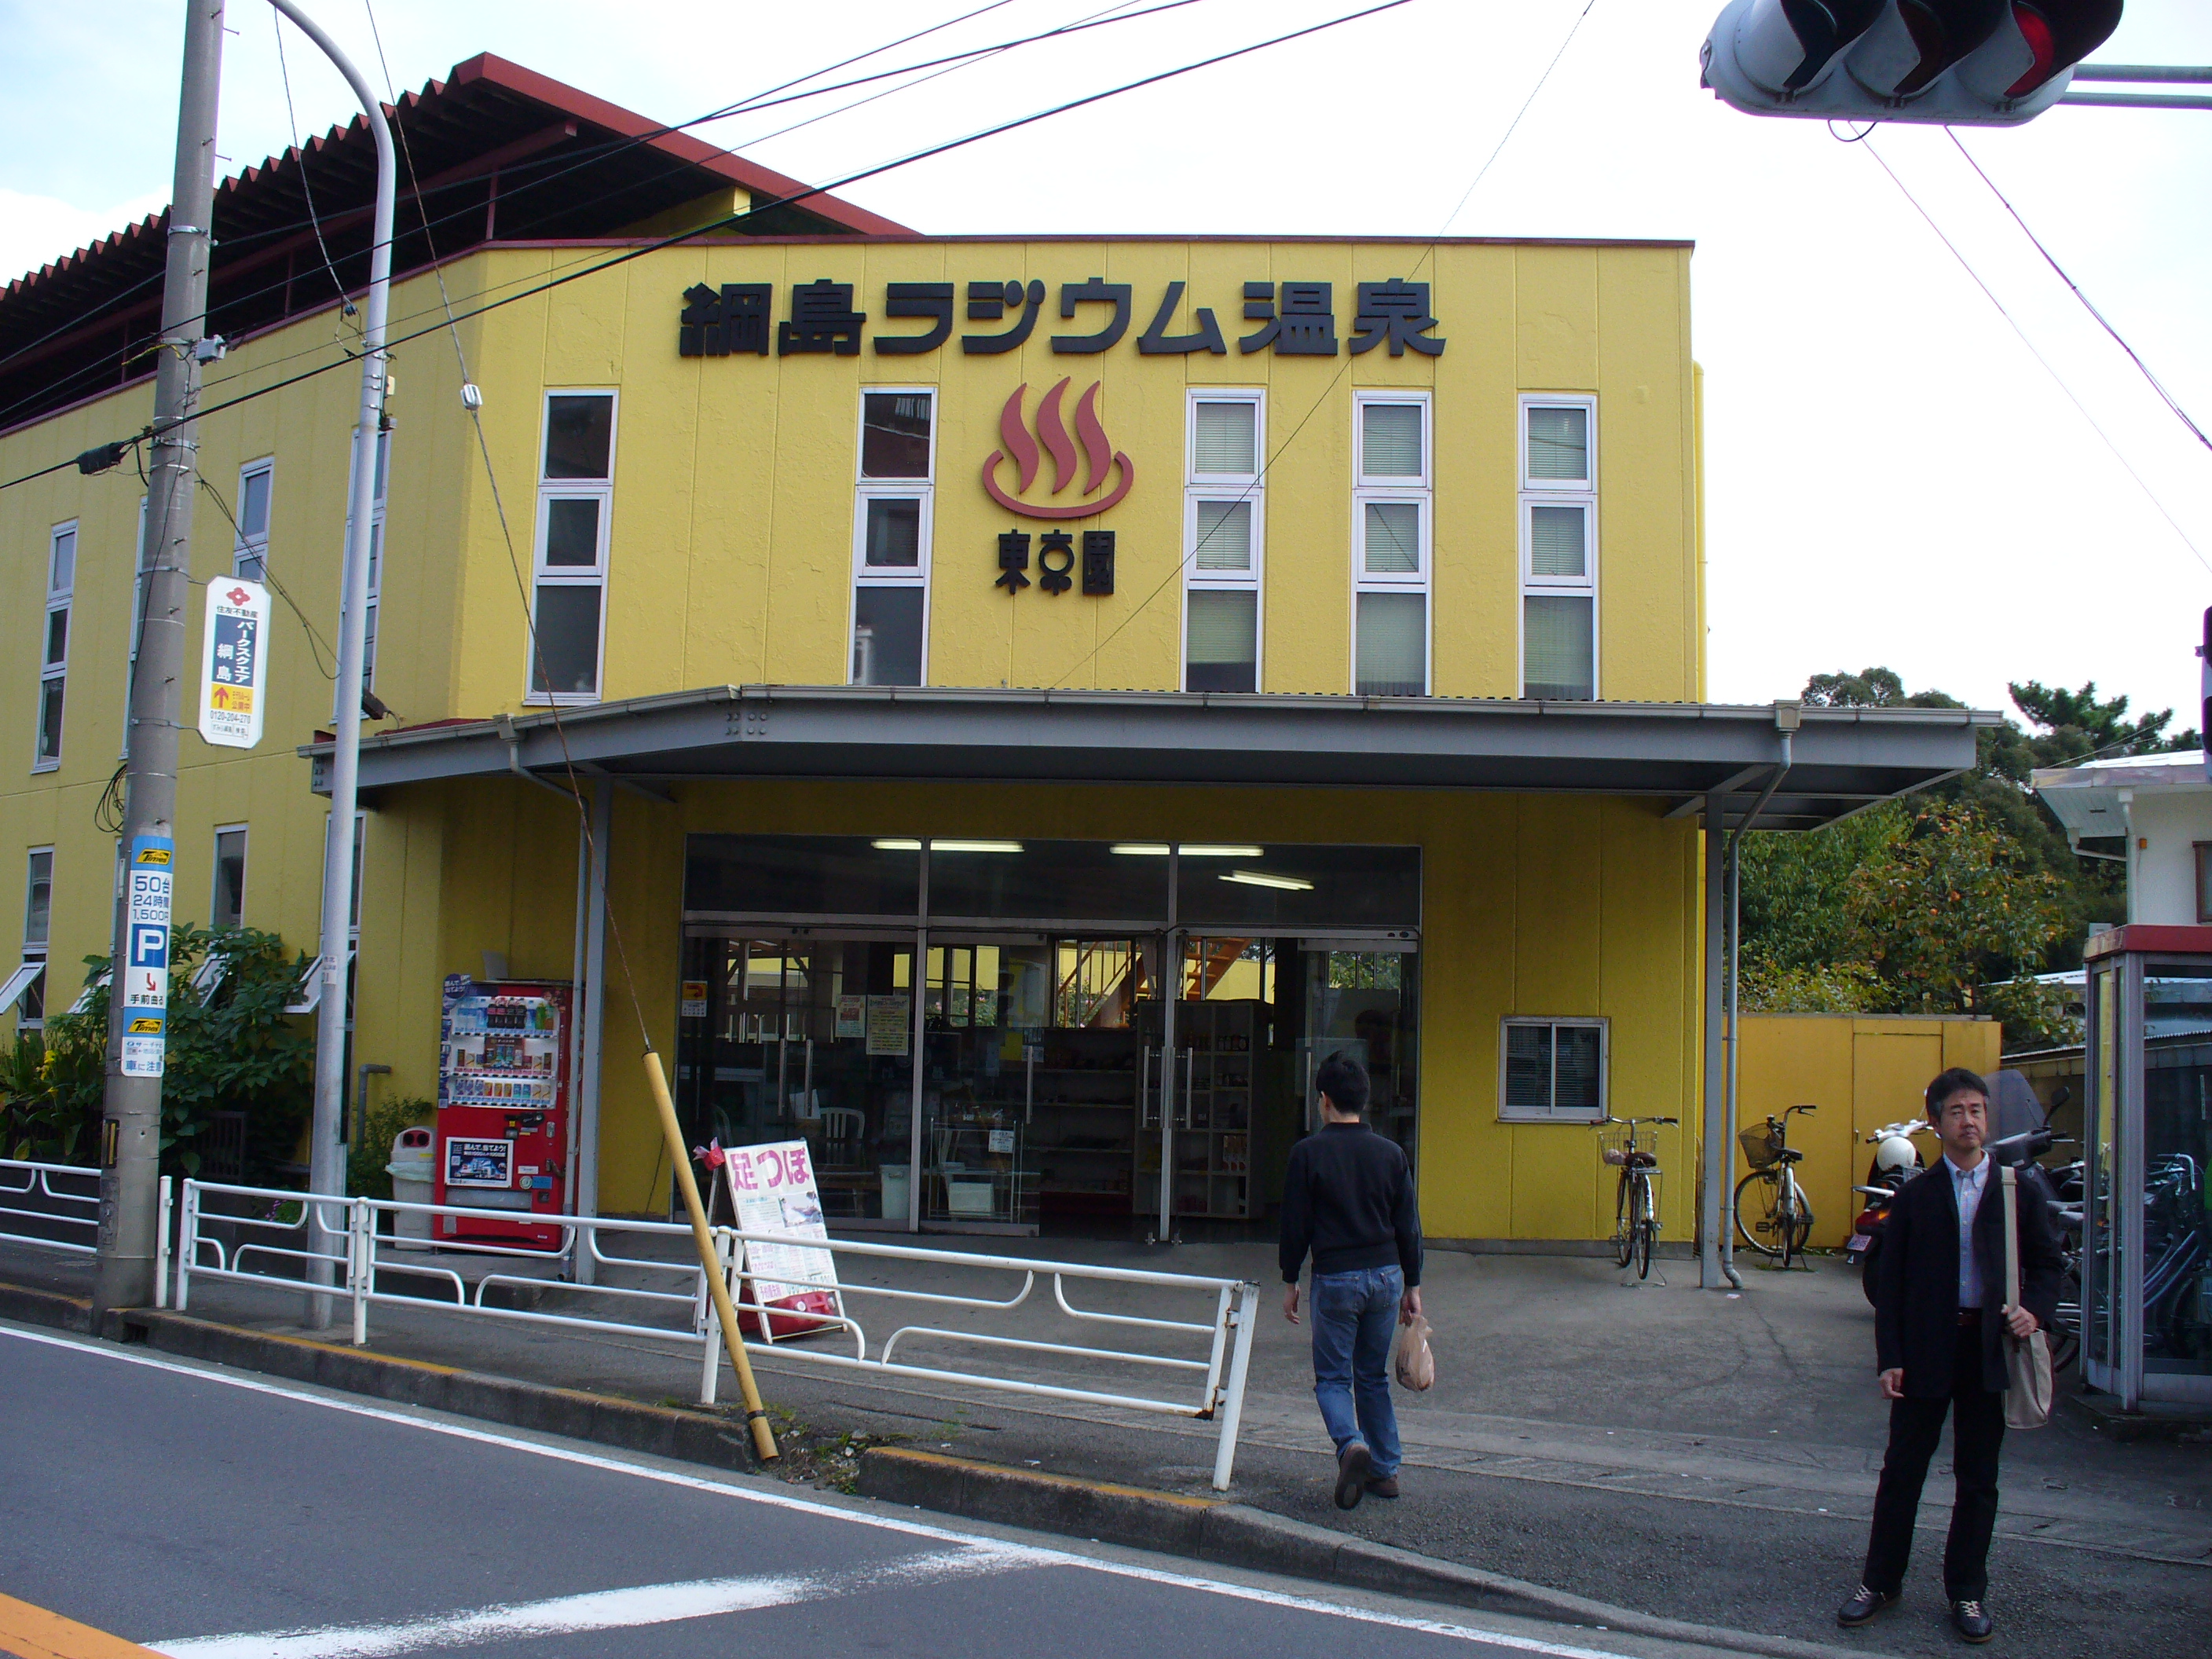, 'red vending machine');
434,975,573,1249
